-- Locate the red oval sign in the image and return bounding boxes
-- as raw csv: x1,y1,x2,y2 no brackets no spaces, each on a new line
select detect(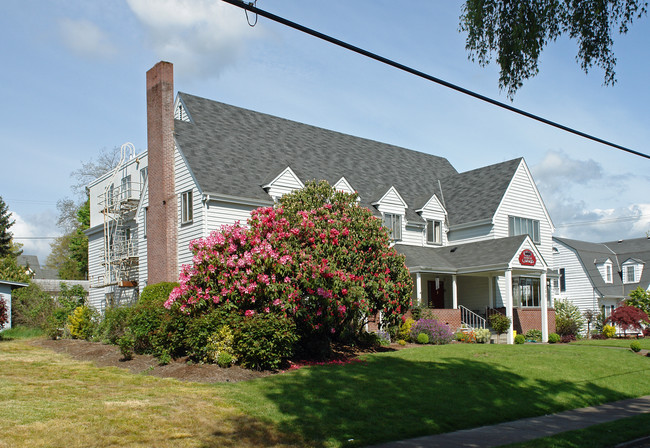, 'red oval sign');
519,249,536,266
